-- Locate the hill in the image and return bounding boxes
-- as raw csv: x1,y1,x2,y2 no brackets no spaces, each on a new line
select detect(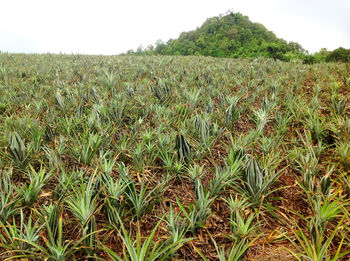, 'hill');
140,11,307,60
